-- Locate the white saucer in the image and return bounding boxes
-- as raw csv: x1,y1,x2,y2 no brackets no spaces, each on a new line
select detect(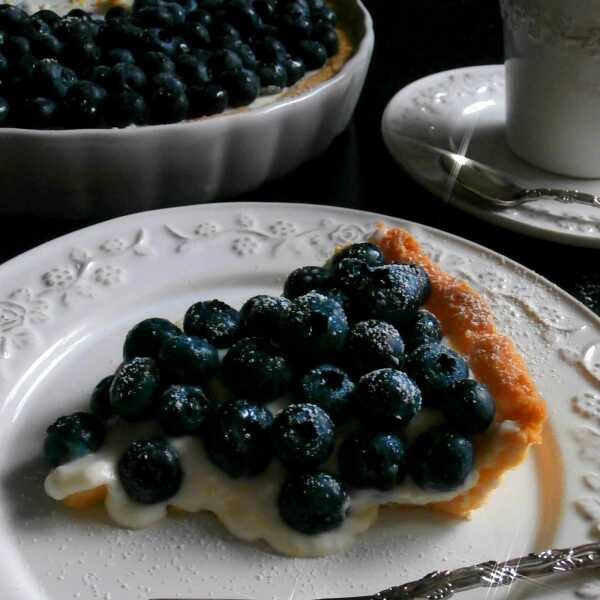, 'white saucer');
382,64,600,248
